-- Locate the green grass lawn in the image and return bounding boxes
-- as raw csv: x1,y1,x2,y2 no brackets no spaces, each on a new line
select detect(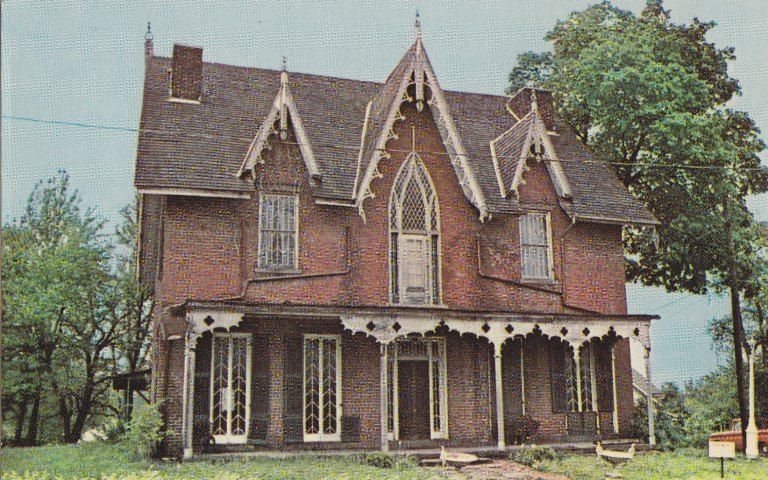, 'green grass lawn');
0,443,443,480
3,443,768,479
538,448,768,480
